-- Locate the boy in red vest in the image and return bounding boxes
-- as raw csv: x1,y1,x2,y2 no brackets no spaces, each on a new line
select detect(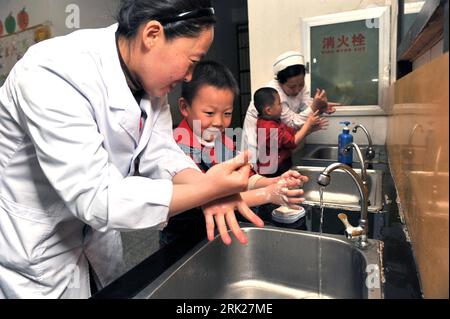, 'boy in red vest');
161,61,309,246
255,87,320,177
